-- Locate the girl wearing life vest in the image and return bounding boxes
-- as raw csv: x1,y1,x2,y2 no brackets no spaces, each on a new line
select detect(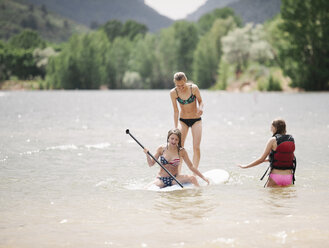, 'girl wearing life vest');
238,119,296,187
